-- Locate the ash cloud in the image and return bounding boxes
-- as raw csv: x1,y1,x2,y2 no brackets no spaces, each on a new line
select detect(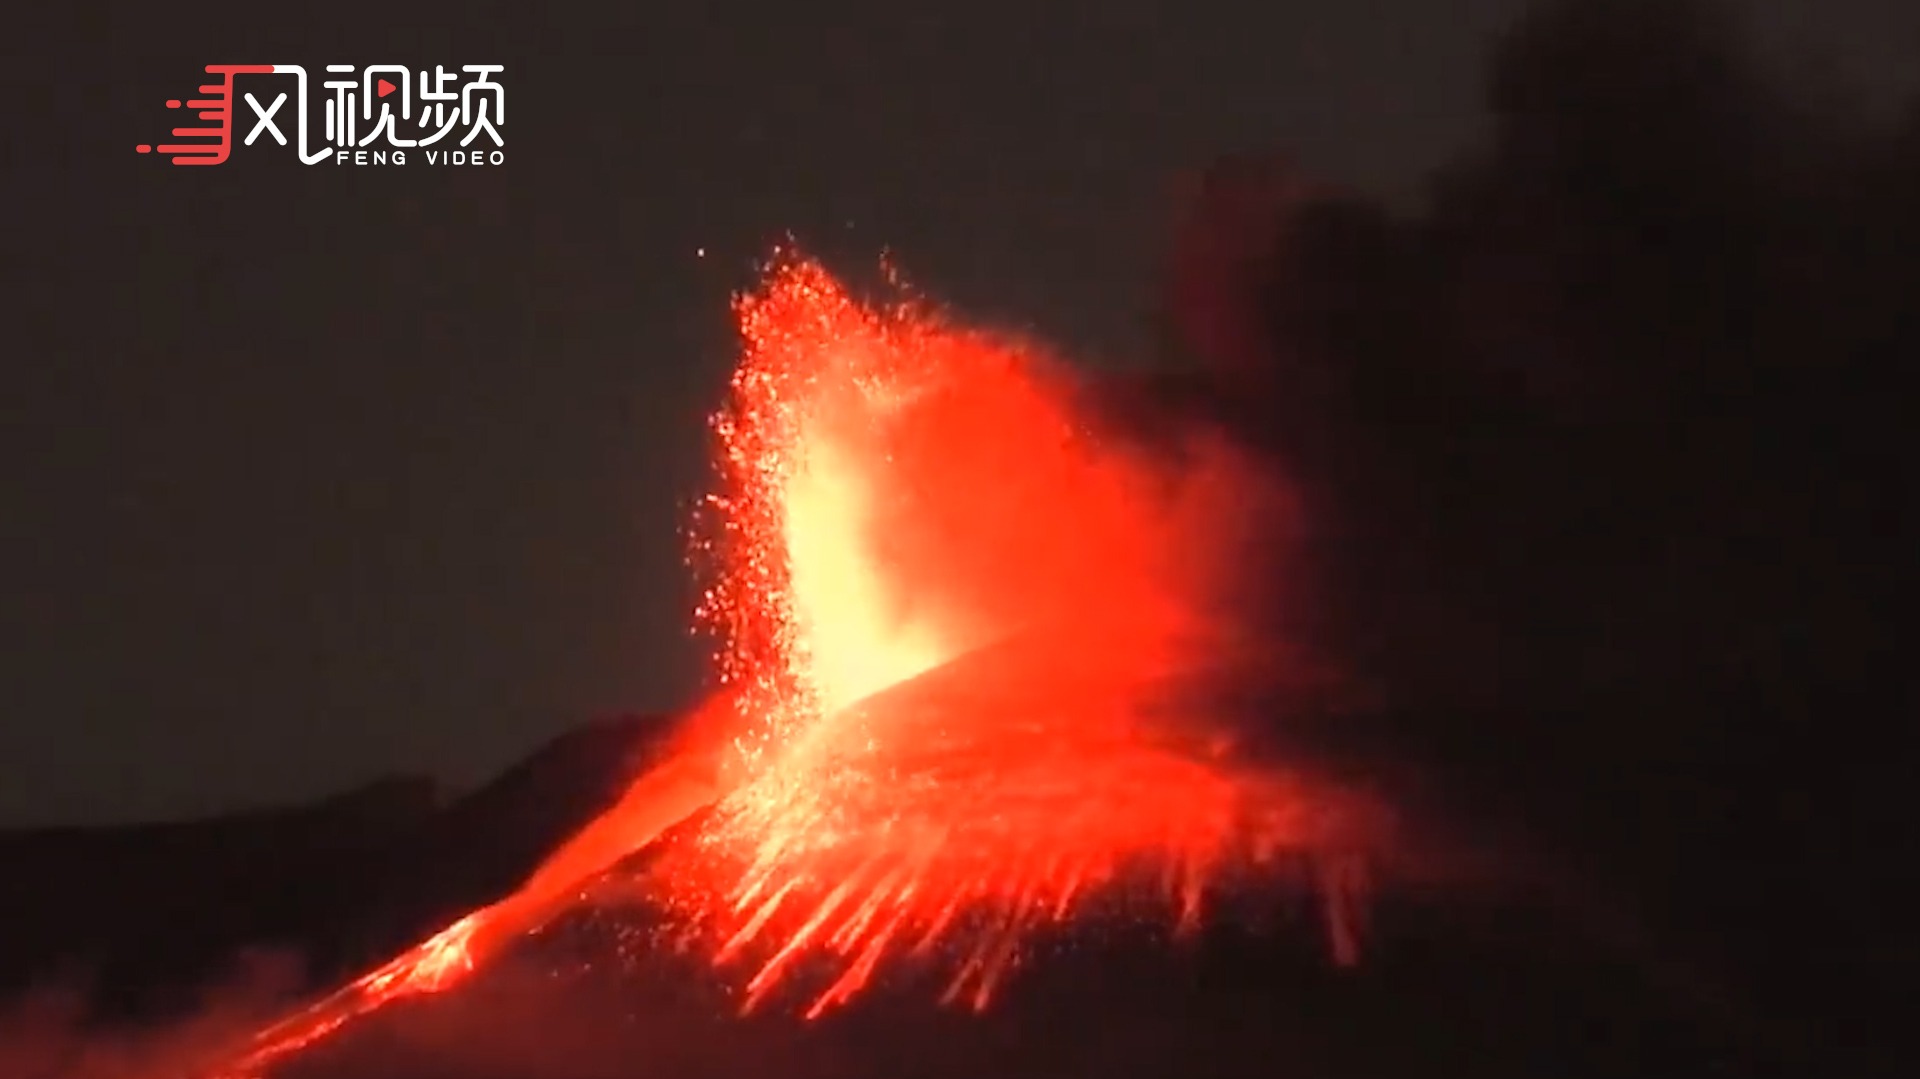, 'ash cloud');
1151,0,1915,1060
